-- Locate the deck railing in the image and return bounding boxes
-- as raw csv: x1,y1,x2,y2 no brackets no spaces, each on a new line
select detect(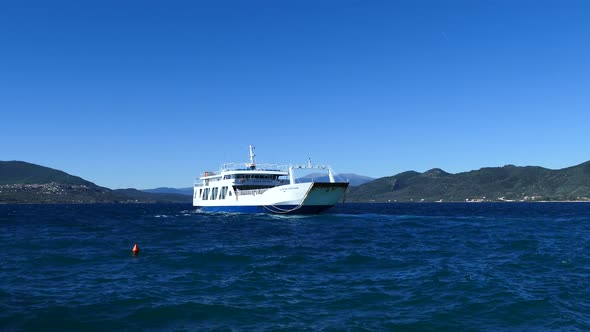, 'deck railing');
220,162,289,172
